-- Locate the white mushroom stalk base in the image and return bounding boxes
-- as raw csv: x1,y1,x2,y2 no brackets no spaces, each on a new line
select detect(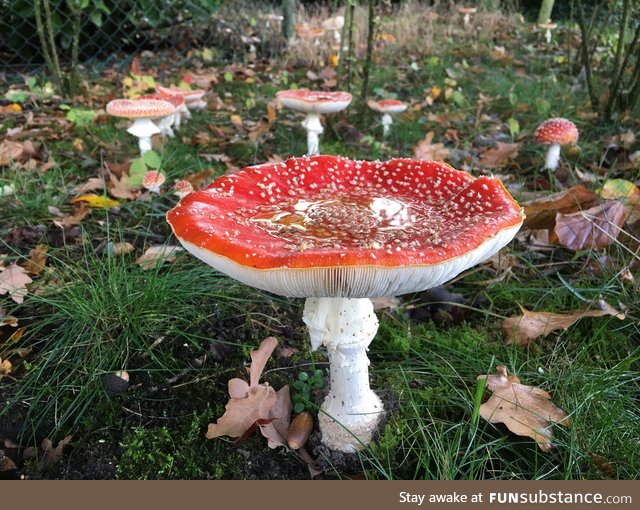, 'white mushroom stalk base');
302,113,323,156
544,143,561,171
381,113,393,138
303,297,384,452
